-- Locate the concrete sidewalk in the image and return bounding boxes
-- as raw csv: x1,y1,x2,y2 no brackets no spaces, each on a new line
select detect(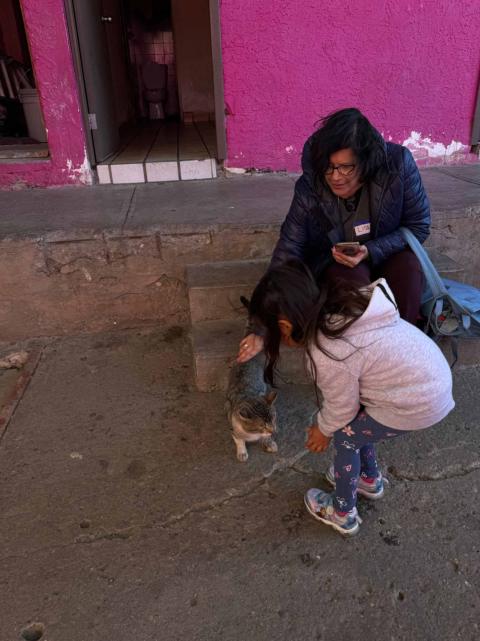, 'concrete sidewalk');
1,327,479,641
1,165,479,241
